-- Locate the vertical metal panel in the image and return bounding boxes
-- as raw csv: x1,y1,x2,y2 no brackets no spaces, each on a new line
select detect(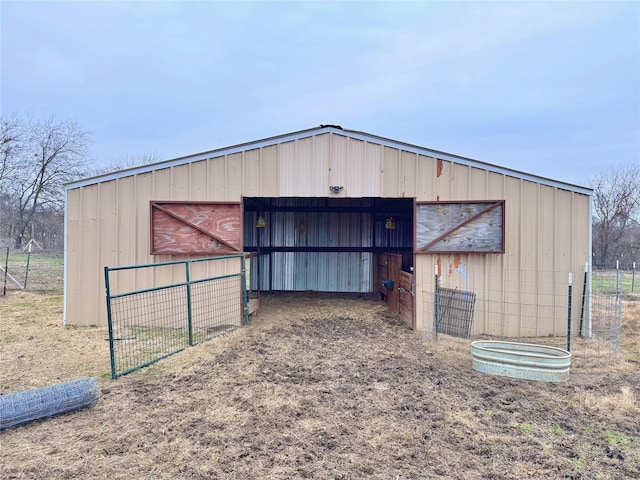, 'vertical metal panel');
329,134,349,194
434,159,452,200
329,135,382,197
114,174,136,267
278,136,330,197
78,184,100,325
171,164,190,198
189,160,208,201
399,151,417,198
364,142,384,196
153,168,172,199
382,146,400,197
451,164,470,200
206,156,226,200
469,167,488,198
243,148,261,195
261,145,279,196
416,154,437,201
64,188,81,325
226,152,243,201
266,251,372,292
571,192,590,266
520,181,540,335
